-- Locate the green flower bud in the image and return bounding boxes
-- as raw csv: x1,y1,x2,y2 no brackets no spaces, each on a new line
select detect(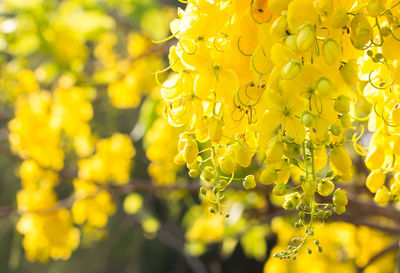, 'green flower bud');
322,38,341,65
325,210,332,218
302,179,317,196
301,110,315,127
316,77,333,96
339,114,352,128
374,186,390,204
333,188,348,206
183,140,199,164
200,187,208,196
334,205,346,214
283,199,295,210
350,14,373,49
271,15,288,38
340,60,359,87
334,95,351,114
281,60,302,80
317,180,335,196
201,166,215,182
330,124,342,136
219,155,237,175
316,210,325,219
297,23,315,51
189,169,199,178
283,193,301,210
243,175,256,190
284,35,299,52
